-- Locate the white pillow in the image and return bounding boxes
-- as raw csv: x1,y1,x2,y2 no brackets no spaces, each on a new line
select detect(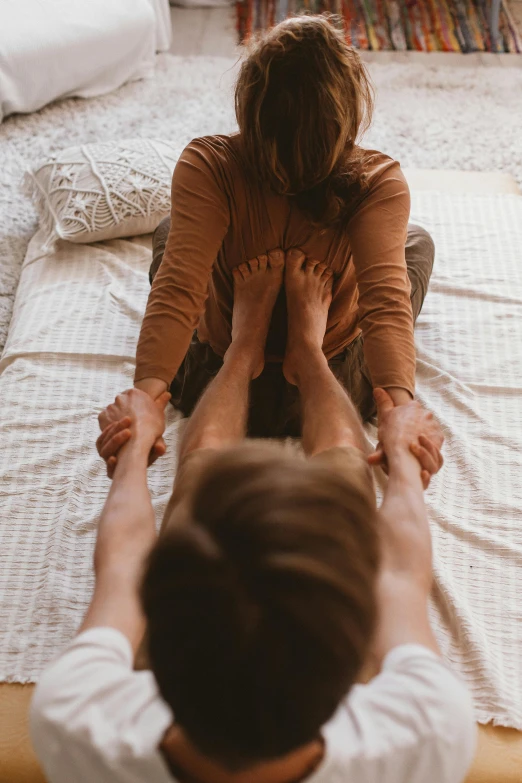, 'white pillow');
24,138,179,245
